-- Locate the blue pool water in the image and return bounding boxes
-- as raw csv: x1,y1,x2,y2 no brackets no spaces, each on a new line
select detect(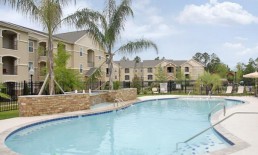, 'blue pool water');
5,98,242,155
